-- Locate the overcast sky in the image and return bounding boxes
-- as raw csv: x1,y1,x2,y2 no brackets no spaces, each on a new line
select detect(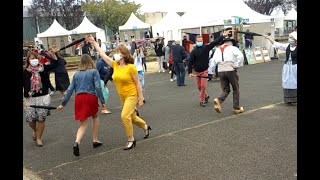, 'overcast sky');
23,0,155,6
23,0,196,12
